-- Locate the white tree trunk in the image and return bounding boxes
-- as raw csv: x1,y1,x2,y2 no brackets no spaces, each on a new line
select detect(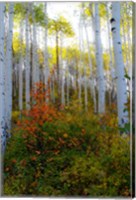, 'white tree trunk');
44,3,49,87
126,2,132,73
111,2,129,127
19,22,23,112
122,15,130,100
106,4,114,105
5,3,14,135
25,3,30,110
0,3,6,153
81,27,88,111
43,3,50,103
94,3,105,114
60,35,65,106
80,5,88,112
61,62,65,106
52,74,55,103
122,16,129,71
78,22,82,105
32,6,39,88
84,18,96,112
66,62,70,106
